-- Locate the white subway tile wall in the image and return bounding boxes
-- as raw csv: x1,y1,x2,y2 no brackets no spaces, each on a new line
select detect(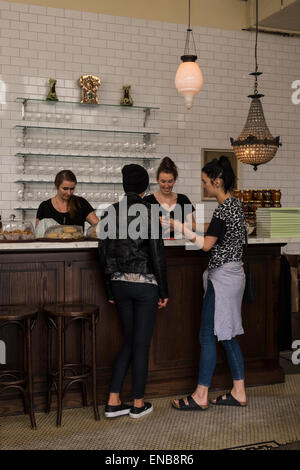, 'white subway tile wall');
0,1,300,250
